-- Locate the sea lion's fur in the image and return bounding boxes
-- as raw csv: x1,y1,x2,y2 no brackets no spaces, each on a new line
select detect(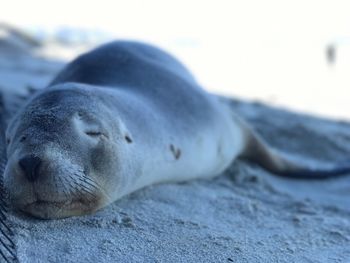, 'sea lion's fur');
4,41,350,219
